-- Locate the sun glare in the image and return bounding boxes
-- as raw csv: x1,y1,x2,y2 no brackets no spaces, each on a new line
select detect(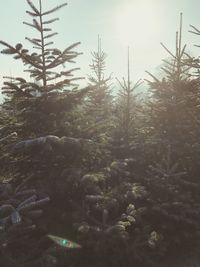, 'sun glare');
115,0,160,48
